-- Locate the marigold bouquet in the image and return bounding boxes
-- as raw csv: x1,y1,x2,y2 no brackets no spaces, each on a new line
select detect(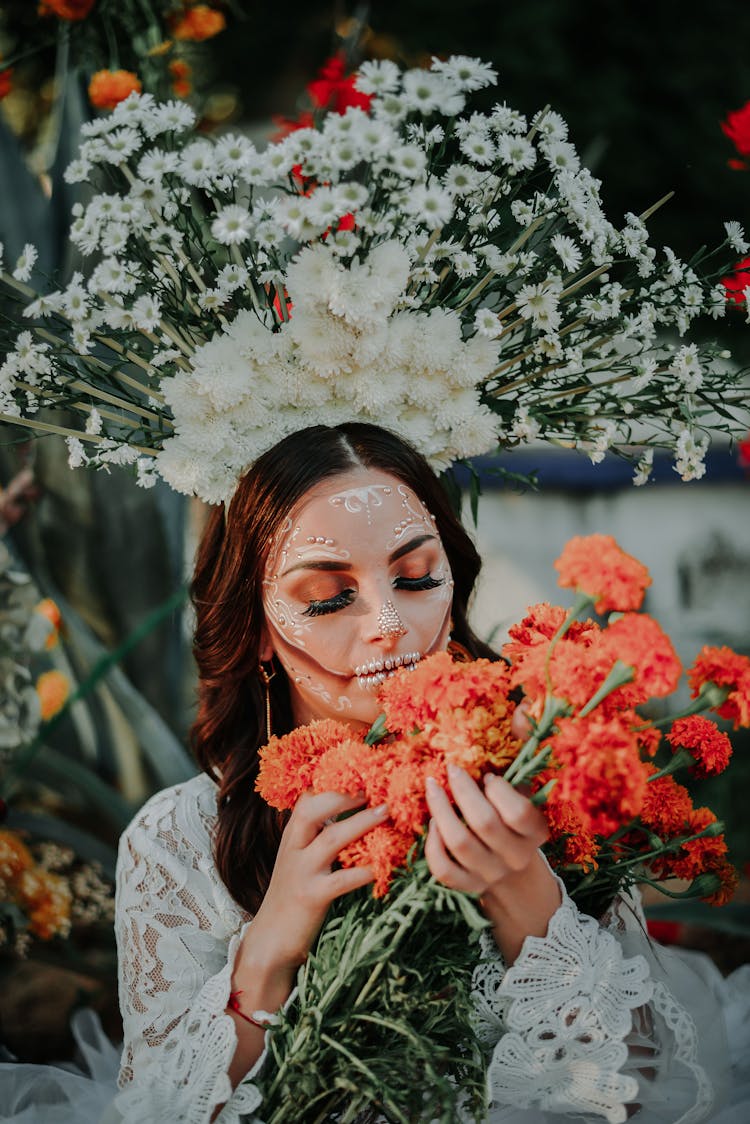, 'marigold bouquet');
253,533,746,1121
1,57,749,503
